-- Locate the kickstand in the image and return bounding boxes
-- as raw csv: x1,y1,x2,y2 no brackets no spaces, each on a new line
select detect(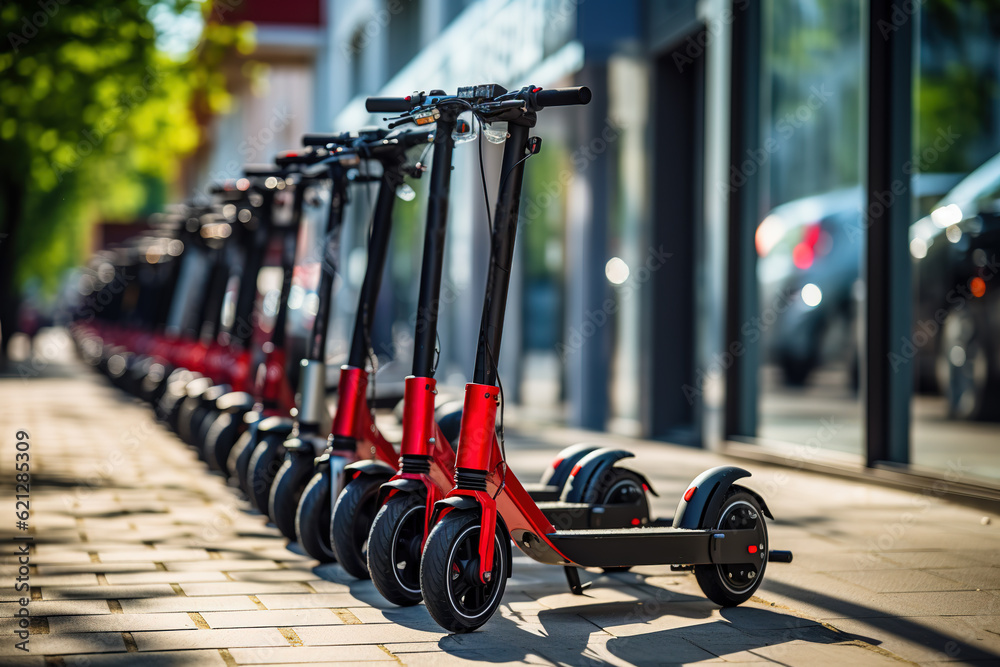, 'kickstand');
564,567,591,595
